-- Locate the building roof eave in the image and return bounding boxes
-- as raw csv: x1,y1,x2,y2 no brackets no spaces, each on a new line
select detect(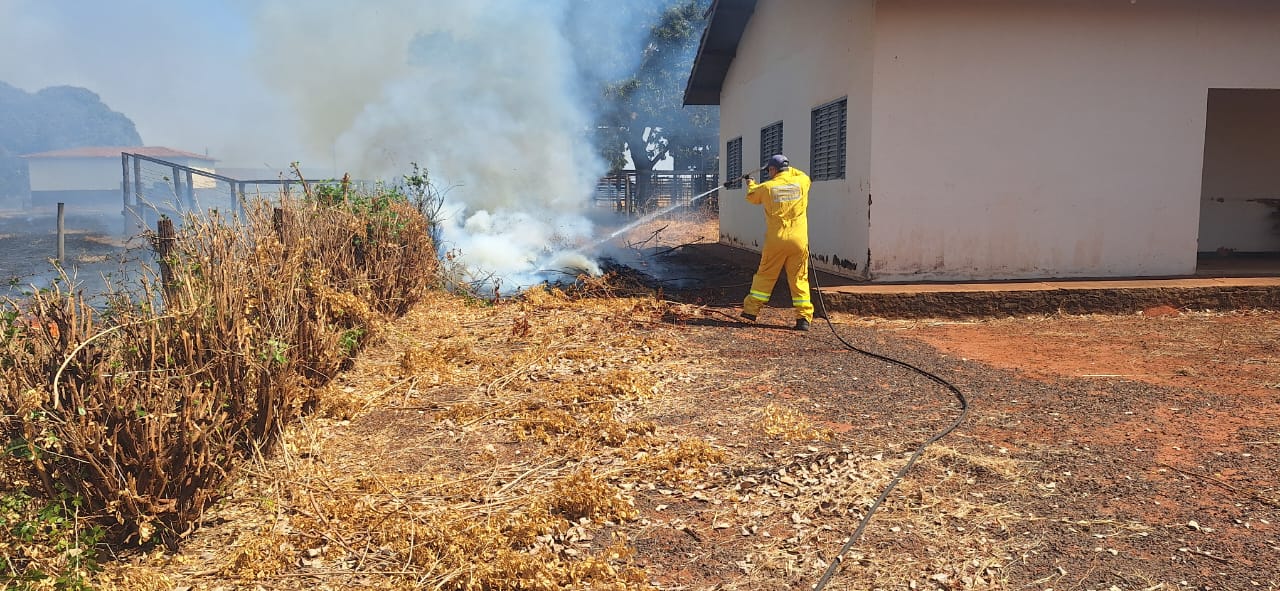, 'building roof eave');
20,146,218,163
682,0,758,106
